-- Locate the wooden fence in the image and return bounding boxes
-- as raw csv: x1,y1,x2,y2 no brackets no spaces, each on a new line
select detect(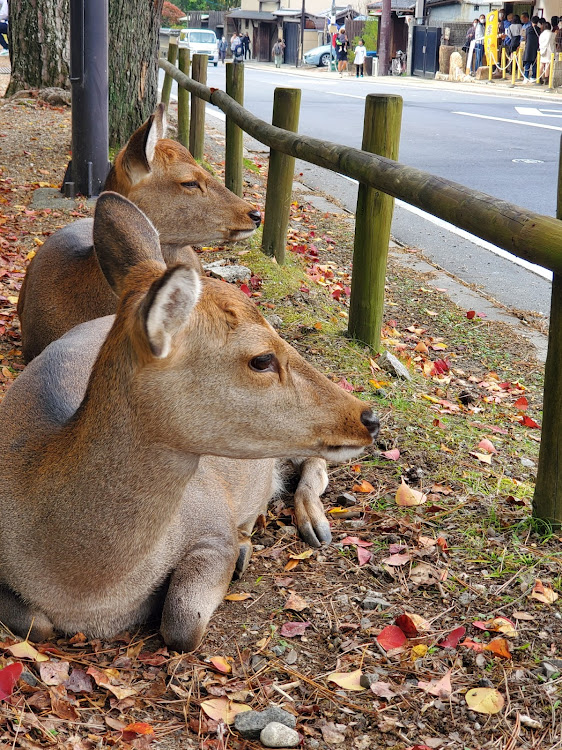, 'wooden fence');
159,56,562,526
